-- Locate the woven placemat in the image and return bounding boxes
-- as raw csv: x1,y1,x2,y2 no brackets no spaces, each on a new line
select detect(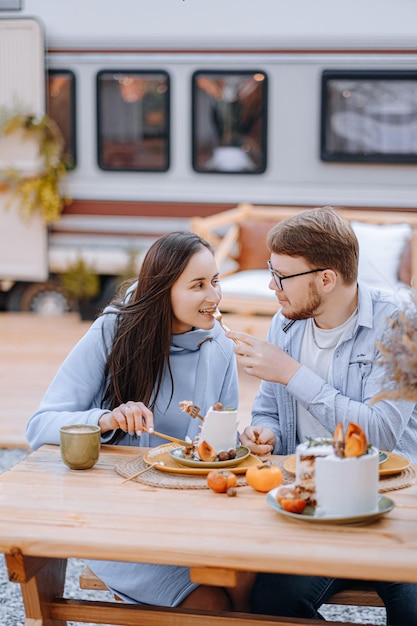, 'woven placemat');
115,455,248,489
378,464,417,492
115,454,416,492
